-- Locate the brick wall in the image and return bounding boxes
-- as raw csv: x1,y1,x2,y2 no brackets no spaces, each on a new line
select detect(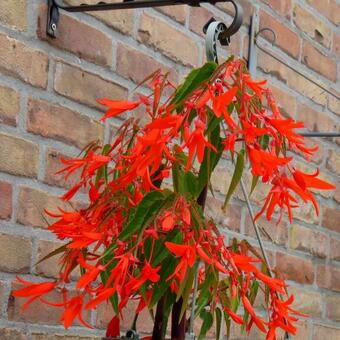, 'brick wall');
0,0,339,339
